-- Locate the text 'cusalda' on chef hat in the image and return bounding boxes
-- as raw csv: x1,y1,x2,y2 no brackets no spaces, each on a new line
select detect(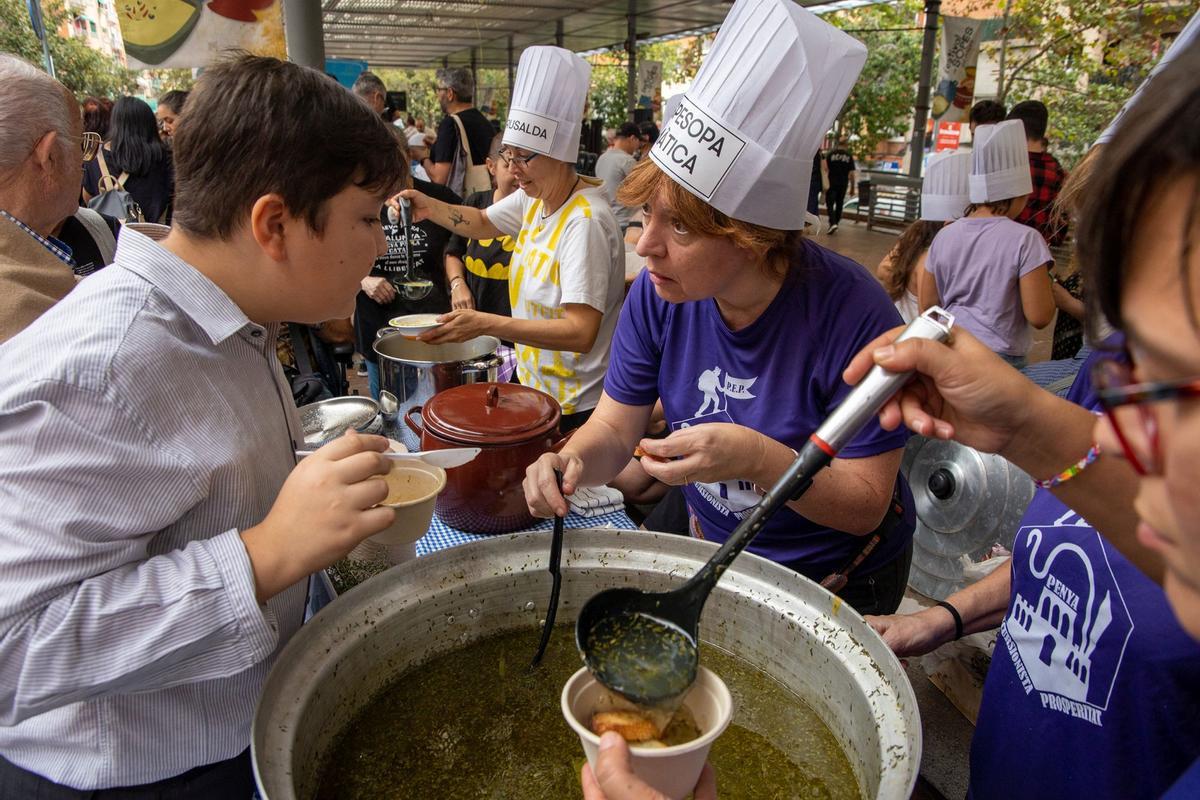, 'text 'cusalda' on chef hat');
503,46,591,163
921,151,972,221
649,0,866,230
969,119,1032,204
